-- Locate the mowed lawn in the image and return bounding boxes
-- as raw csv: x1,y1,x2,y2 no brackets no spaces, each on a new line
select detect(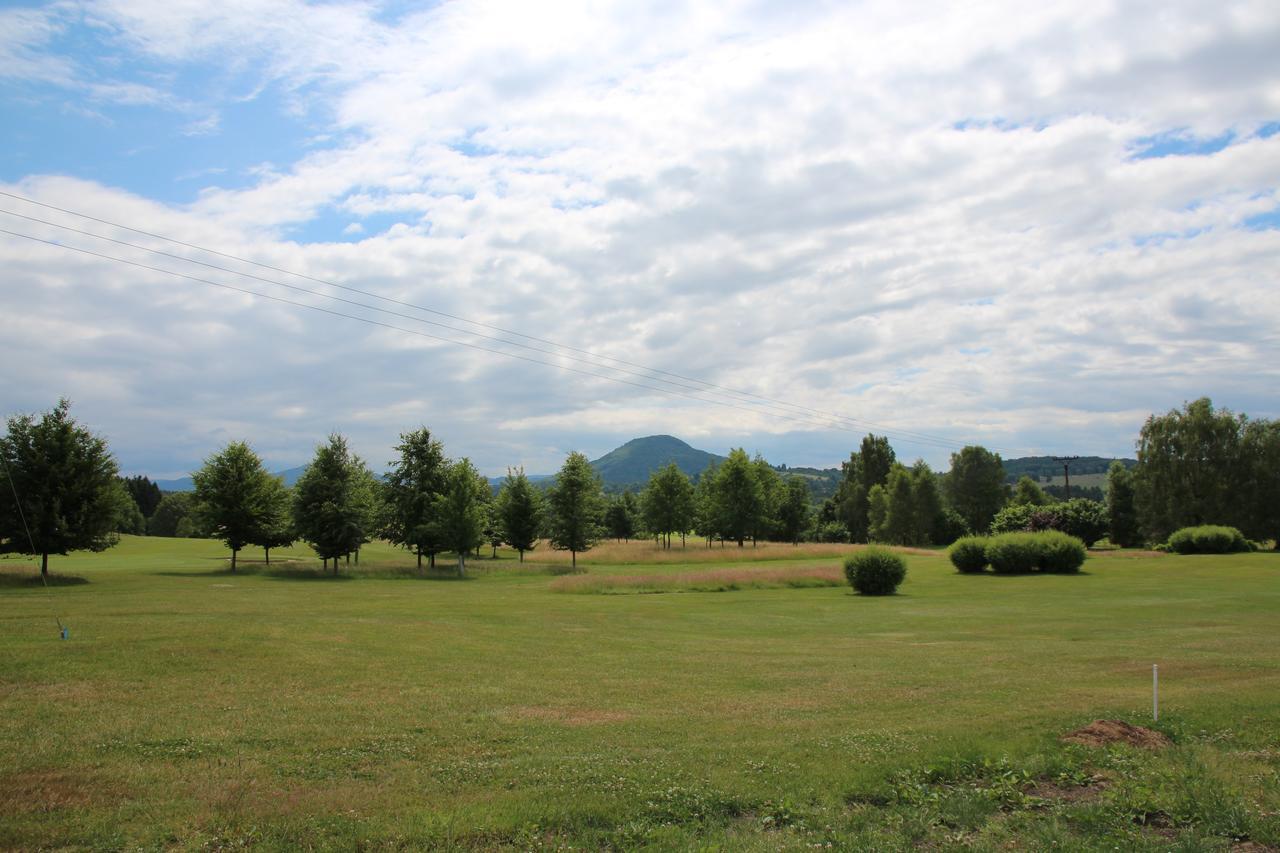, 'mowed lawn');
1,537,1278,850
